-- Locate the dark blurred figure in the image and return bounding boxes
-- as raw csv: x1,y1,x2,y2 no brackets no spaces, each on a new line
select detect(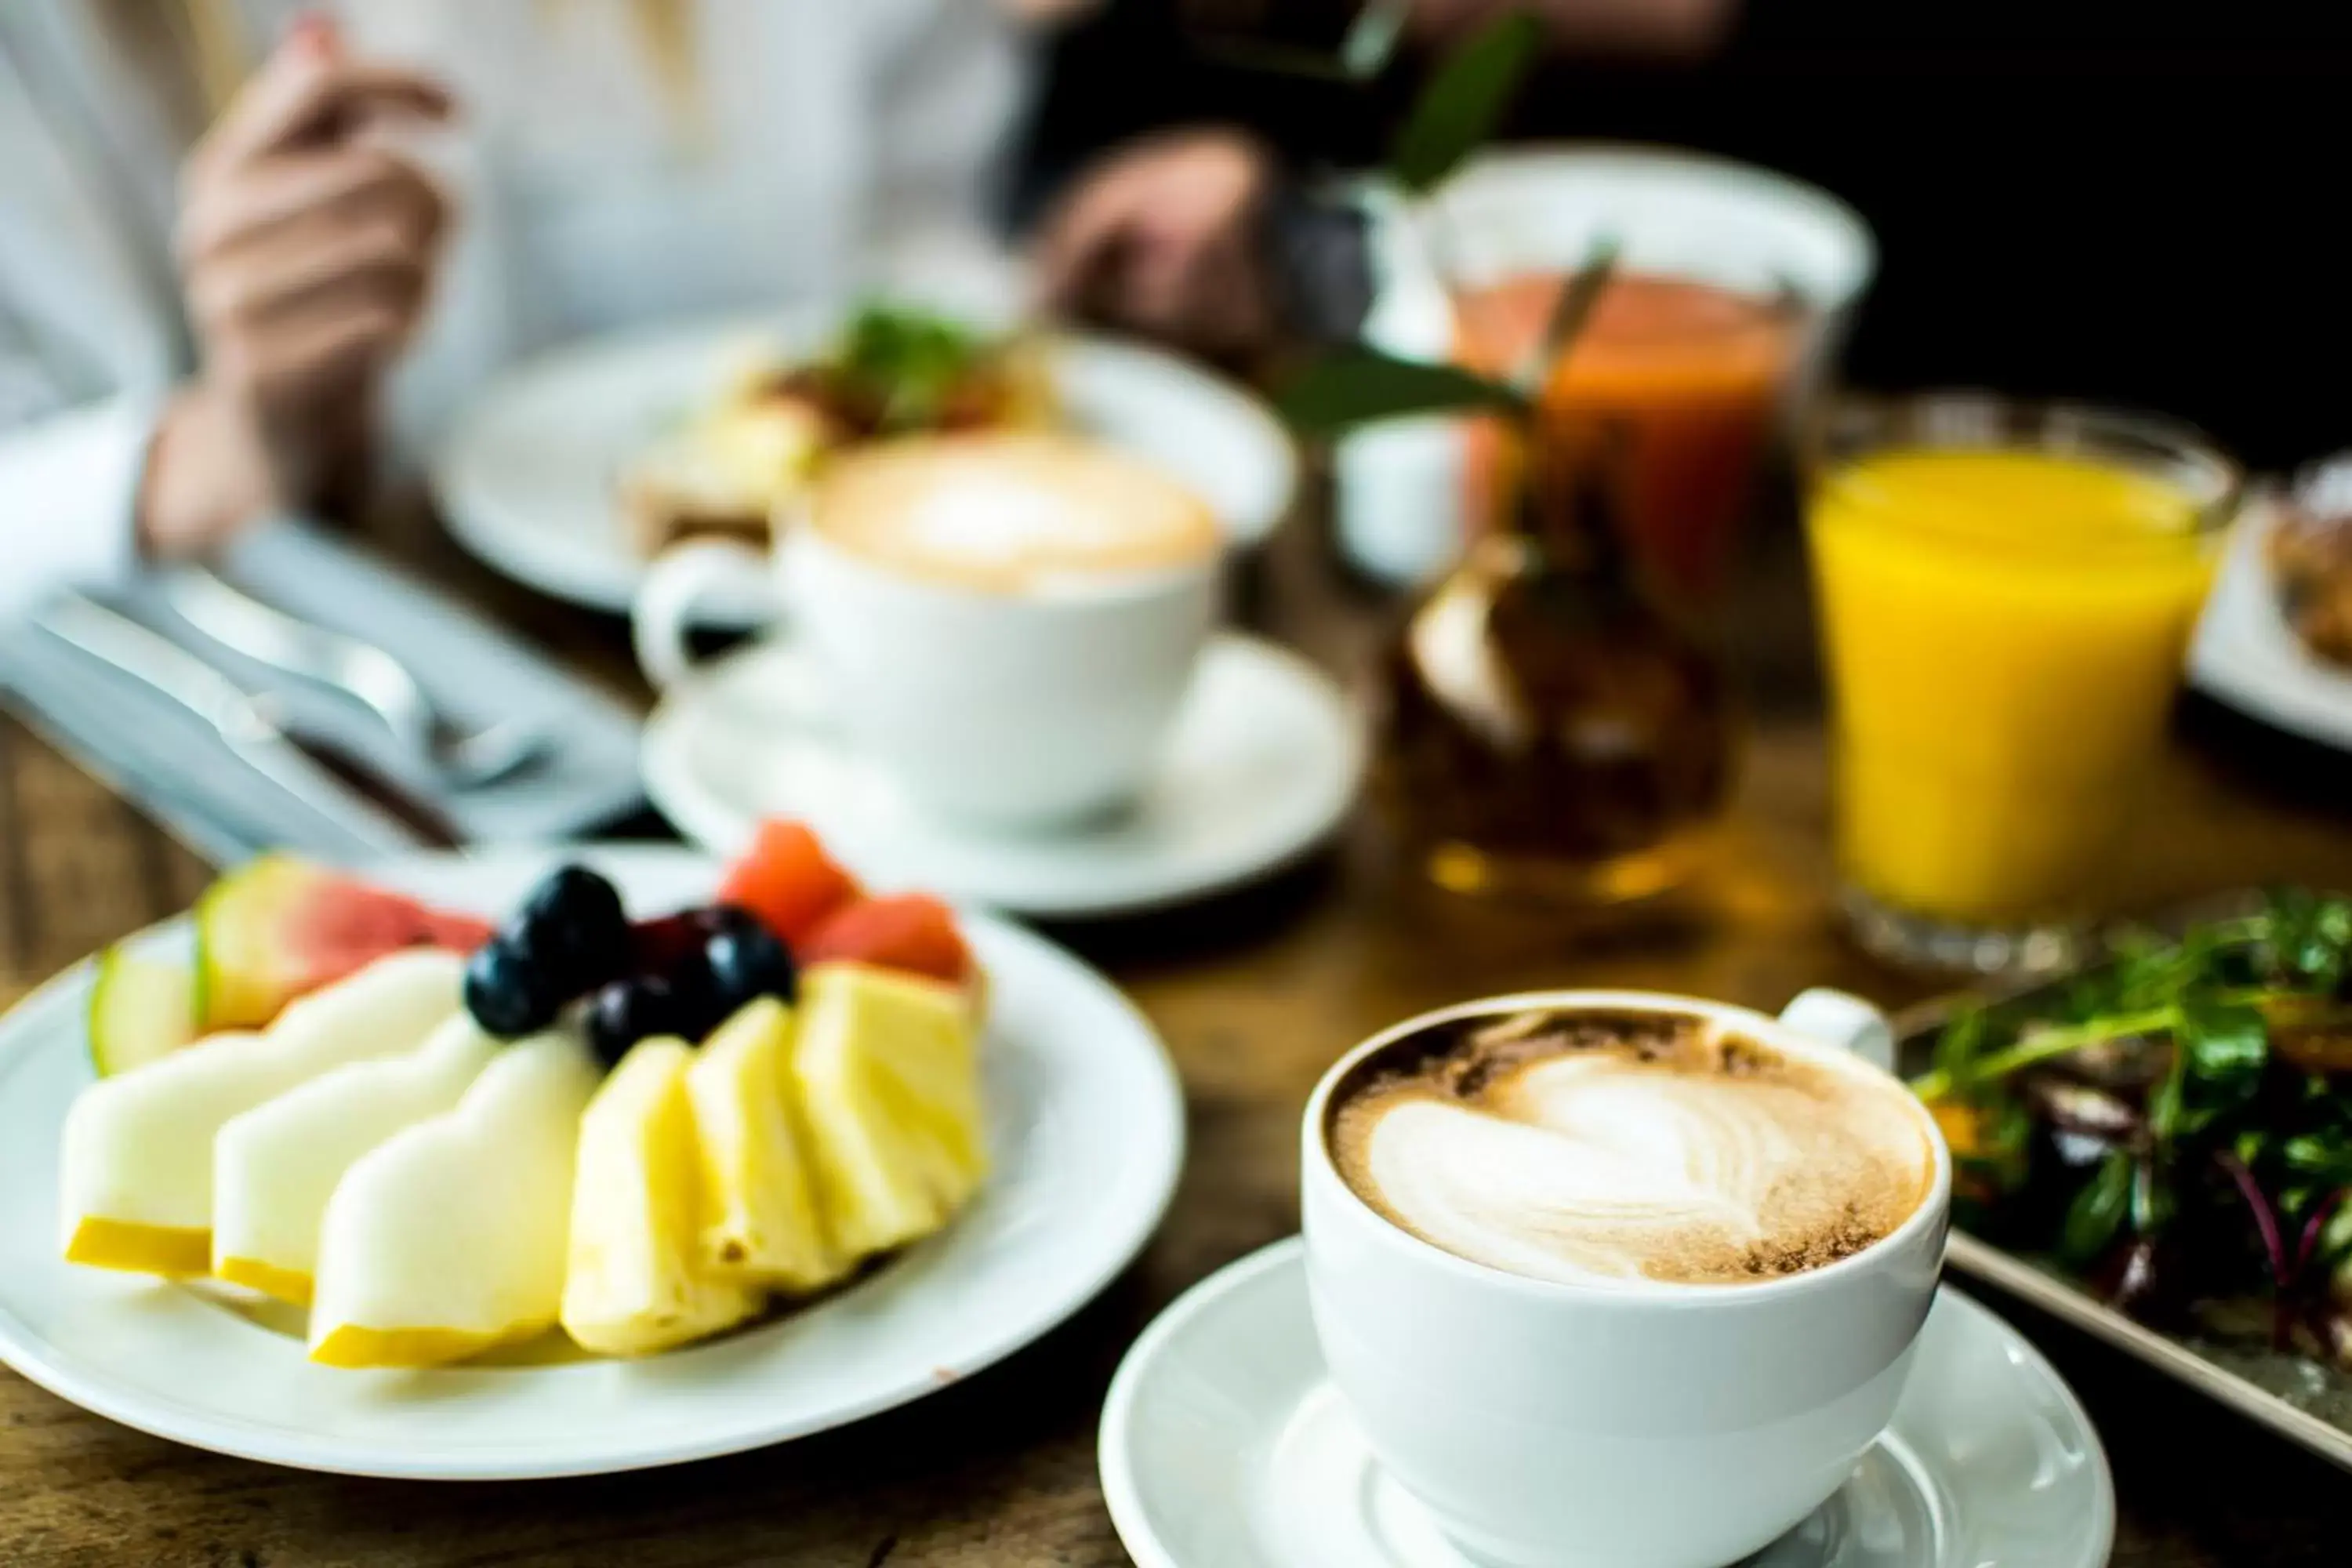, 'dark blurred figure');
1024,0,2352,469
